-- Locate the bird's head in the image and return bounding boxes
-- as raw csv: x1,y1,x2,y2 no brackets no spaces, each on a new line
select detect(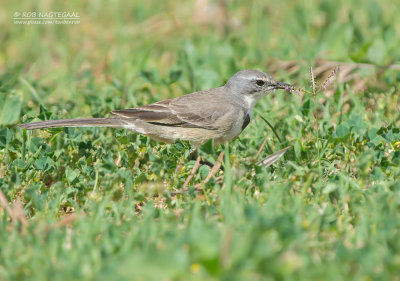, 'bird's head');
225,69,290,107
